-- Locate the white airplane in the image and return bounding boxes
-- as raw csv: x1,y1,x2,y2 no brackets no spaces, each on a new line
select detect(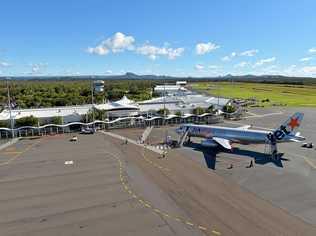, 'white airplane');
176,112,305,158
